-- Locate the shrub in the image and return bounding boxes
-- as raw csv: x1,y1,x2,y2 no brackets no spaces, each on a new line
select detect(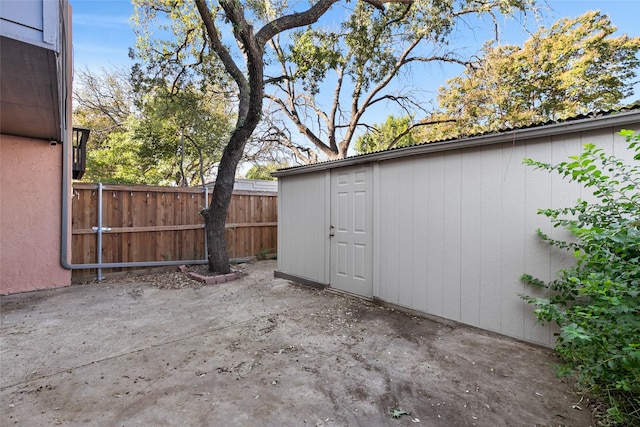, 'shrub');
521,129,640,425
